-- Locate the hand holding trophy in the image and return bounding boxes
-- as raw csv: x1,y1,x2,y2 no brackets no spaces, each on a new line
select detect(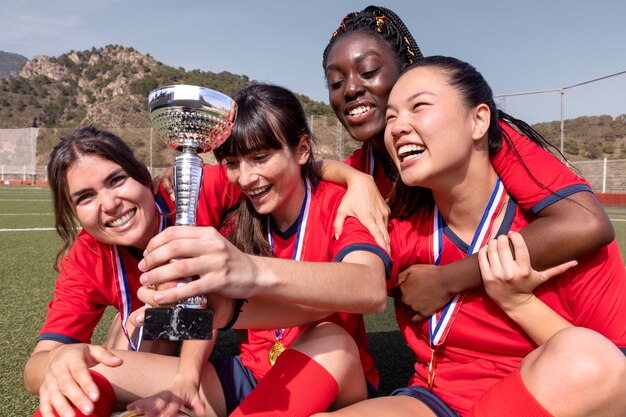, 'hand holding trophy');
143,84,237,340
